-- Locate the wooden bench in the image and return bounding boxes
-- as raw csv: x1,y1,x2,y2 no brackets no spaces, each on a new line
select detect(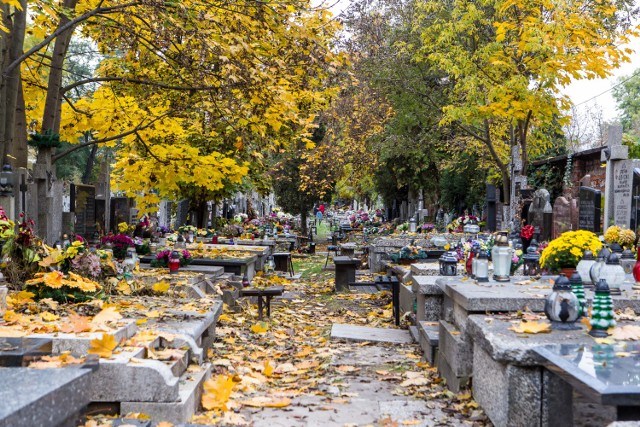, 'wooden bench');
240,285,284,320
